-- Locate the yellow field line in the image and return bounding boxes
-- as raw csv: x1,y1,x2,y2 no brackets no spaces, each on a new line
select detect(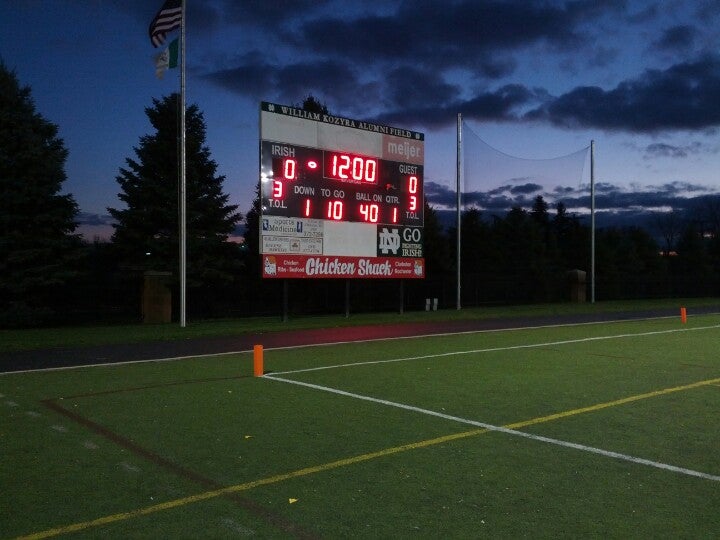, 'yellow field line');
16,376,720,539
506,376,720,430
15,428,489,540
